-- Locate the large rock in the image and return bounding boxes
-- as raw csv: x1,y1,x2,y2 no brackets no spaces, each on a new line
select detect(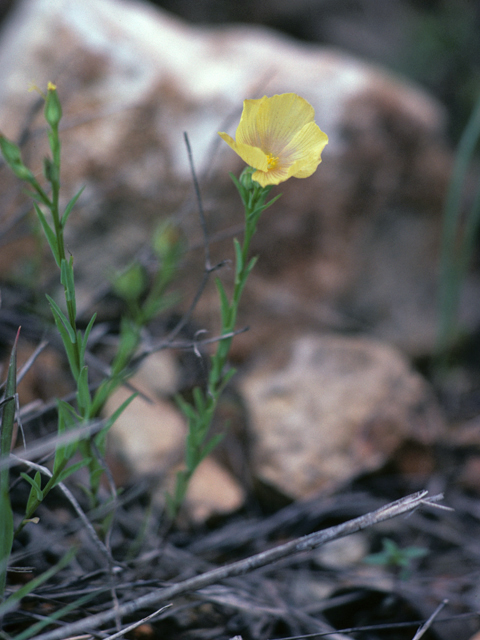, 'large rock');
0,0,473,358
240,334,445,499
